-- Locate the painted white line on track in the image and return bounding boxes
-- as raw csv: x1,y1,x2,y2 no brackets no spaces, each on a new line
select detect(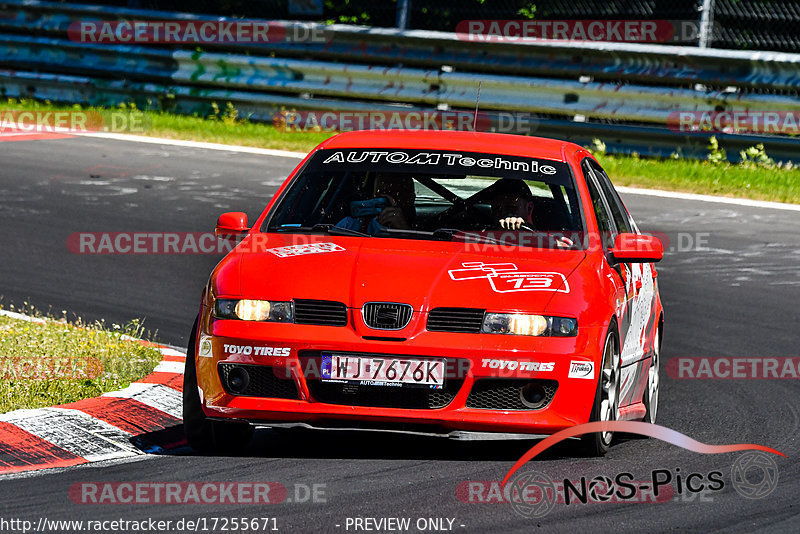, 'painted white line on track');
0,309,189,474
153,360,186,374
616,186,800,212
72,131,800,212
0,454,156,482
0,408,142,462
75,131,307,159
0,309,47,323
102,383,183,419
0,131,39,137
159,347,187,358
